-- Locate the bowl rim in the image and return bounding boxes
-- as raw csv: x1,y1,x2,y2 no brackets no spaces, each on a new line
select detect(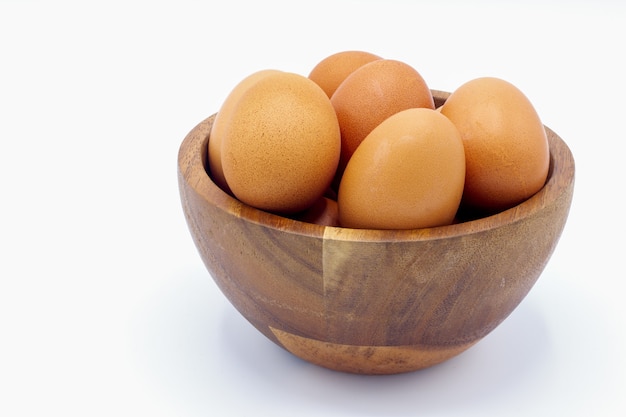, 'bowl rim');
178,90,575,243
